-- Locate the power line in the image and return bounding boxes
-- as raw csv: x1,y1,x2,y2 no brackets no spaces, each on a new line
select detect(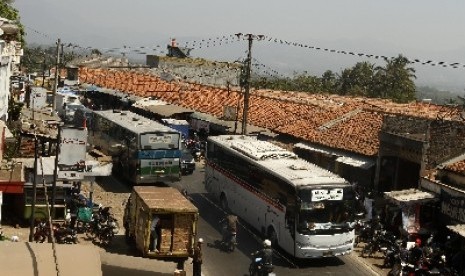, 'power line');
22,28,465,69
